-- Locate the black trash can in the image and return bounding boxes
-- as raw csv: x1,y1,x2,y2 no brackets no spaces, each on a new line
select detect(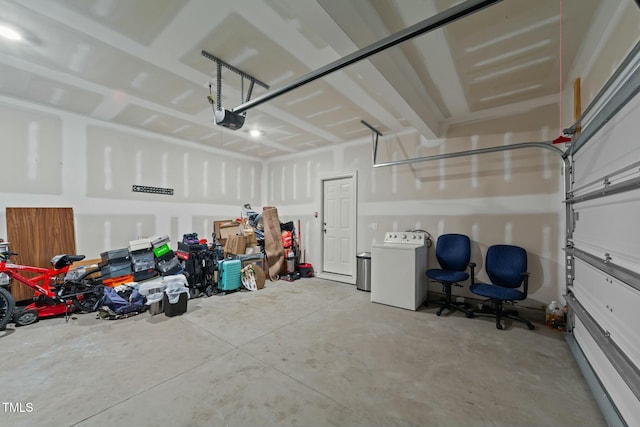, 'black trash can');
356,252,371,292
